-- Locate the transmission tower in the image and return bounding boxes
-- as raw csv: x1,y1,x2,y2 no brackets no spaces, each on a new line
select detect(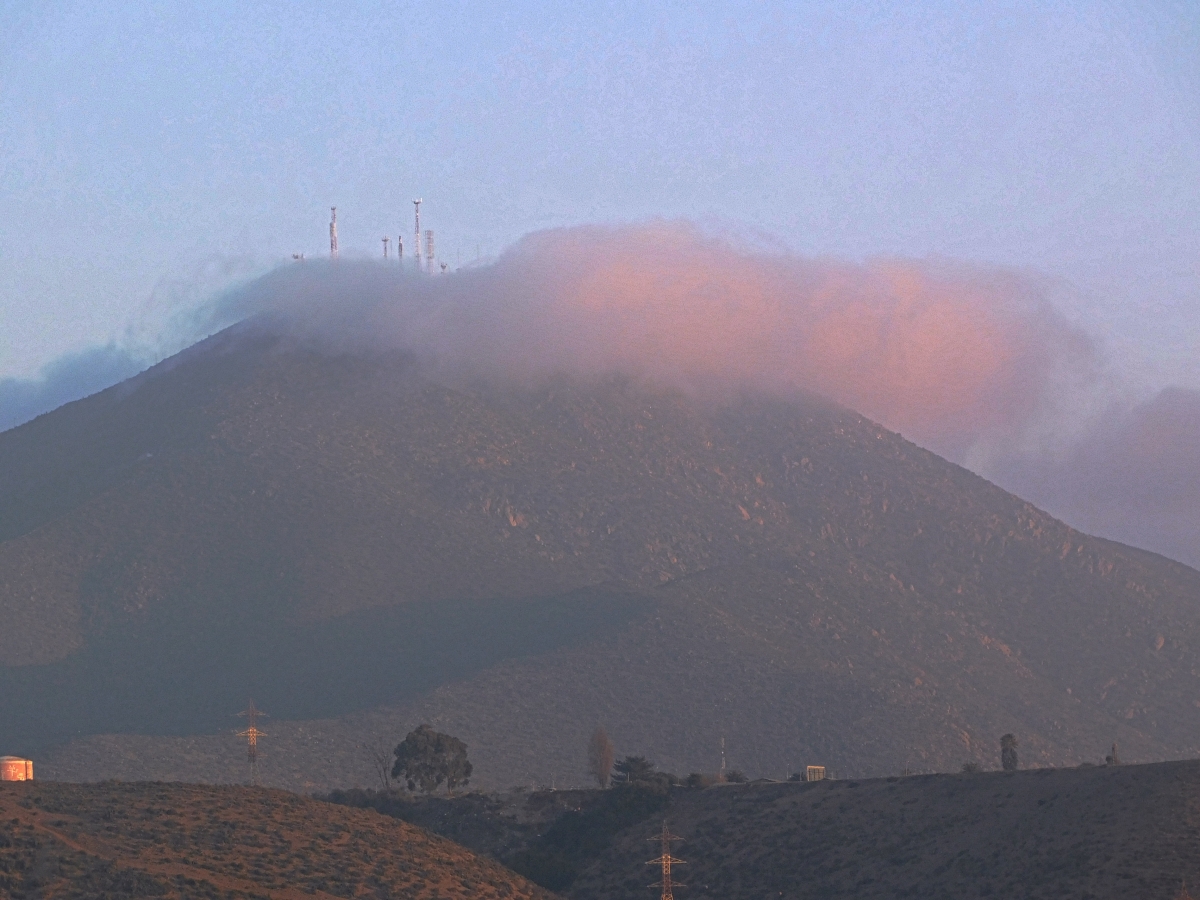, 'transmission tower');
383,236,390,259
425,229,434,274
236,699,268,786
647,821,685,900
